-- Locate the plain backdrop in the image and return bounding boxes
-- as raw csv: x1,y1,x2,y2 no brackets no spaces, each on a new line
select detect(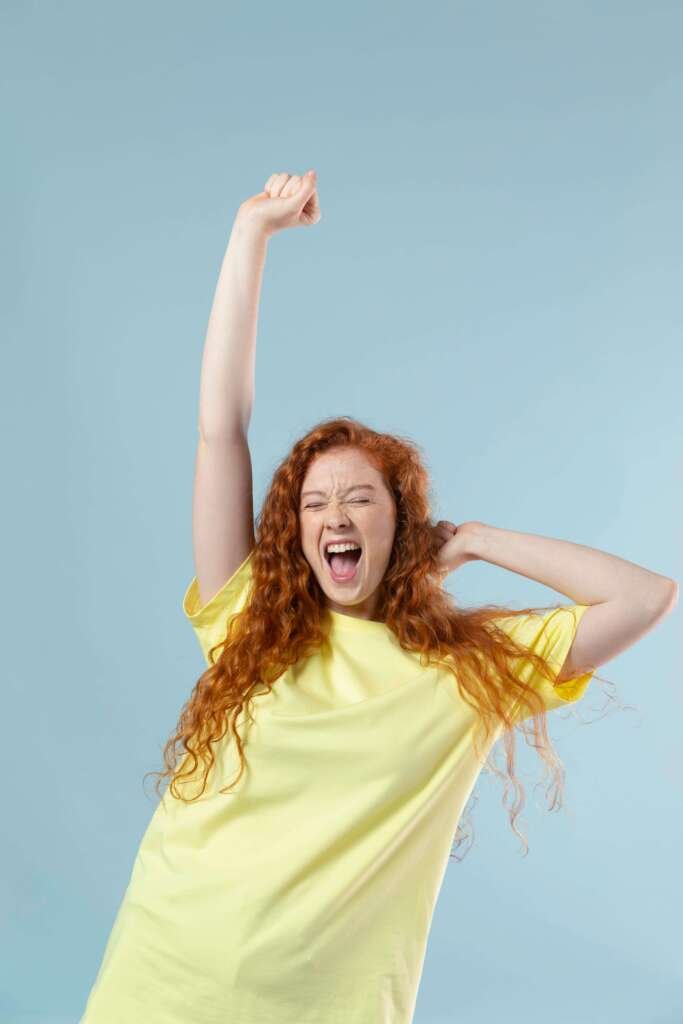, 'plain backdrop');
3,2,682,1022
